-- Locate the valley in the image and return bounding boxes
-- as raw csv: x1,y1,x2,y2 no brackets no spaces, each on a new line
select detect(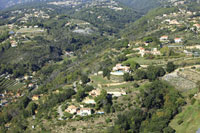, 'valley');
0,0,200,133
